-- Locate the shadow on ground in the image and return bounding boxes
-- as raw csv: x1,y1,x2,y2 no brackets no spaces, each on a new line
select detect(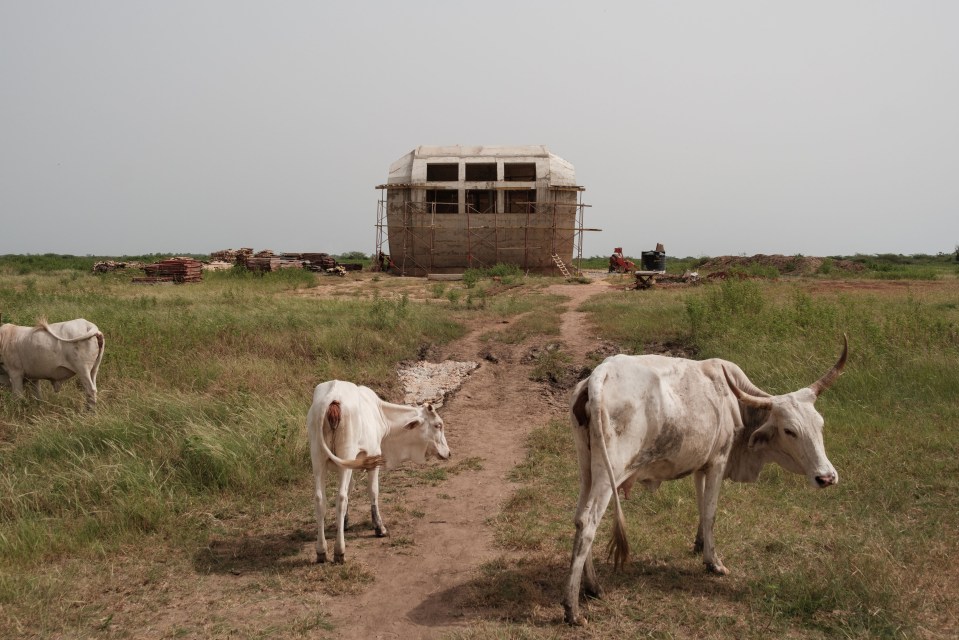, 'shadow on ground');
406,553,748,629
192,526,317,574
